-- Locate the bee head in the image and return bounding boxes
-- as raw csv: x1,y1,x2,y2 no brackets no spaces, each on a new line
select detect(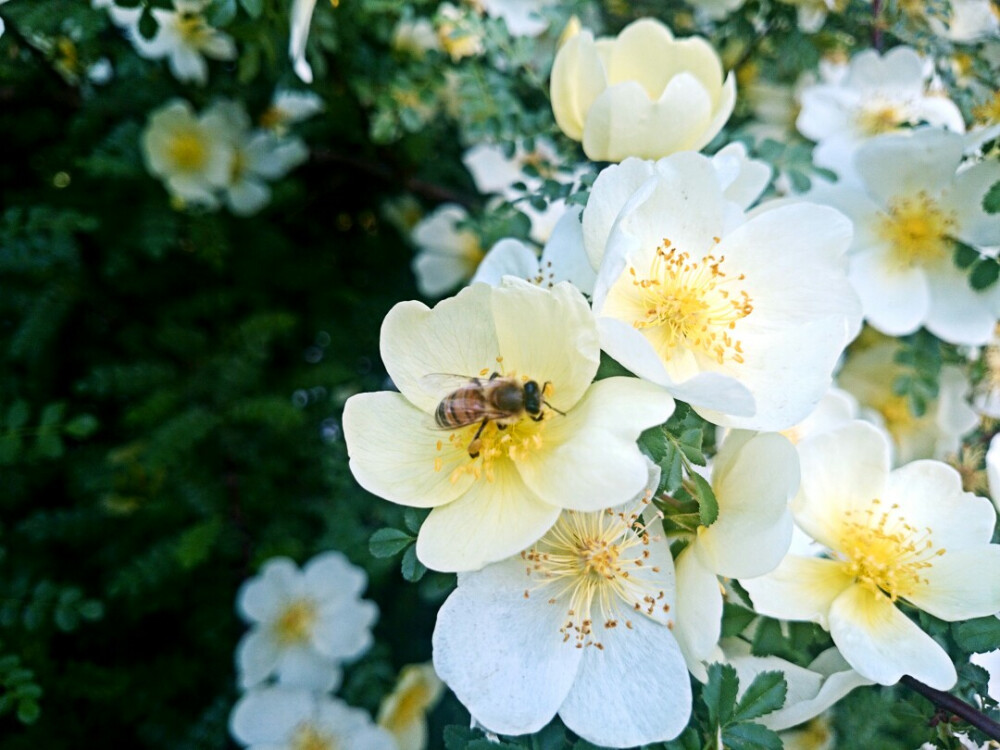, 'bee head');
522,380,542,416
